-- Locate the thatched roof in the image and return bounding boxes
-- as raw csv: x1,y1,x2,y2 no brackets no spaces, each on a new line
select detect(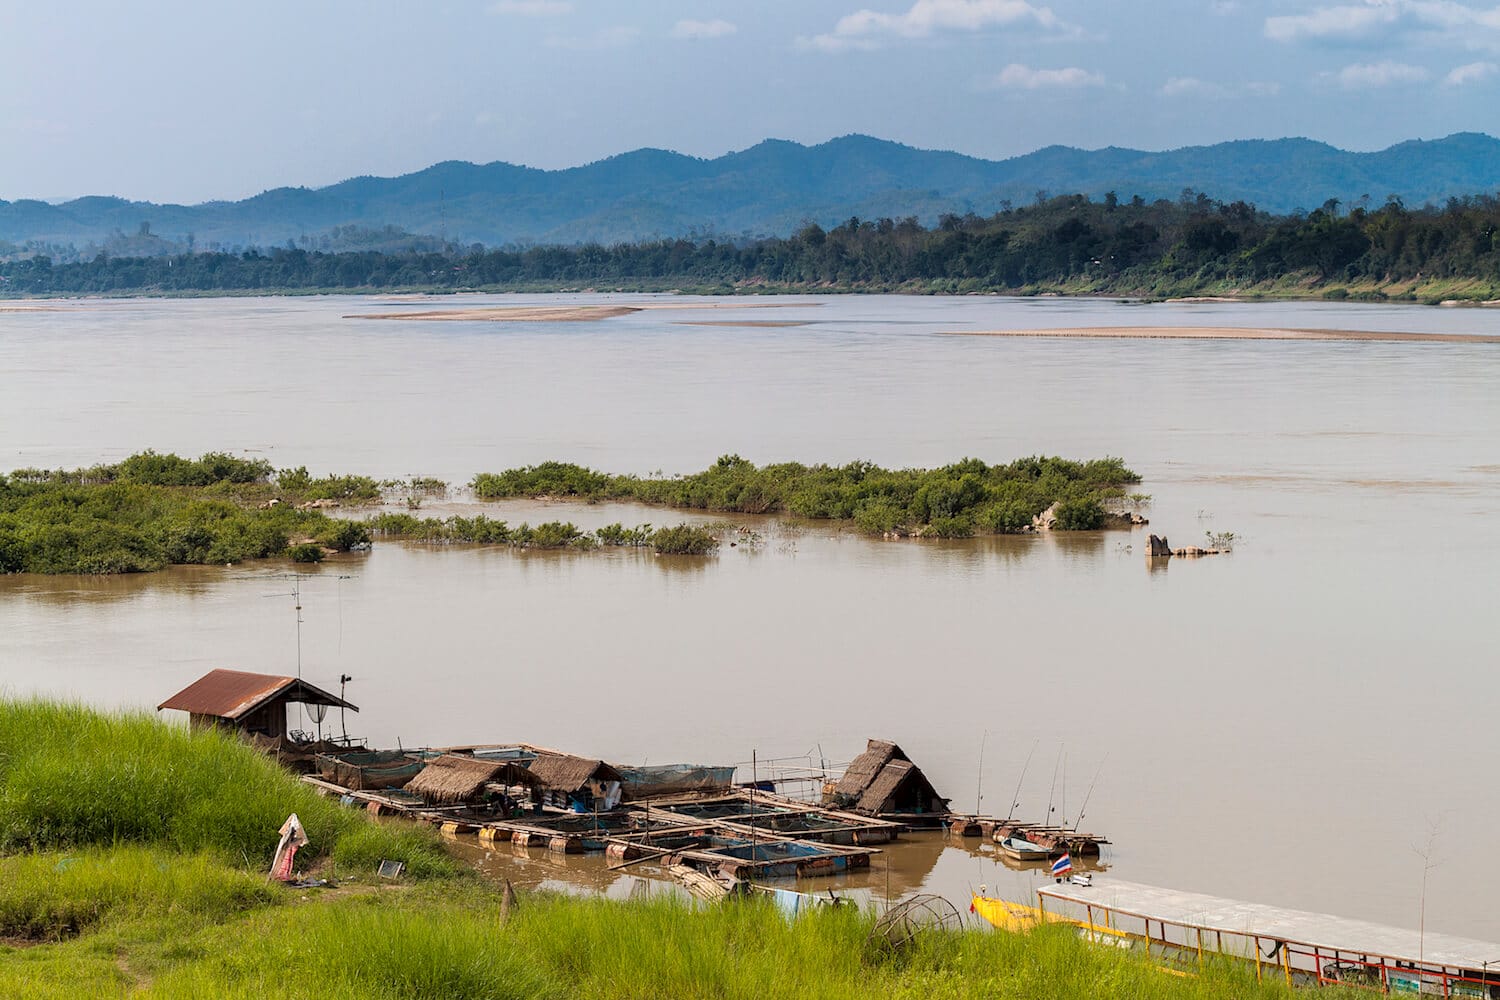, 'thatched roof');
527,752,623,793
407,754,538,805
857,759,916,813
833,739,907,799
